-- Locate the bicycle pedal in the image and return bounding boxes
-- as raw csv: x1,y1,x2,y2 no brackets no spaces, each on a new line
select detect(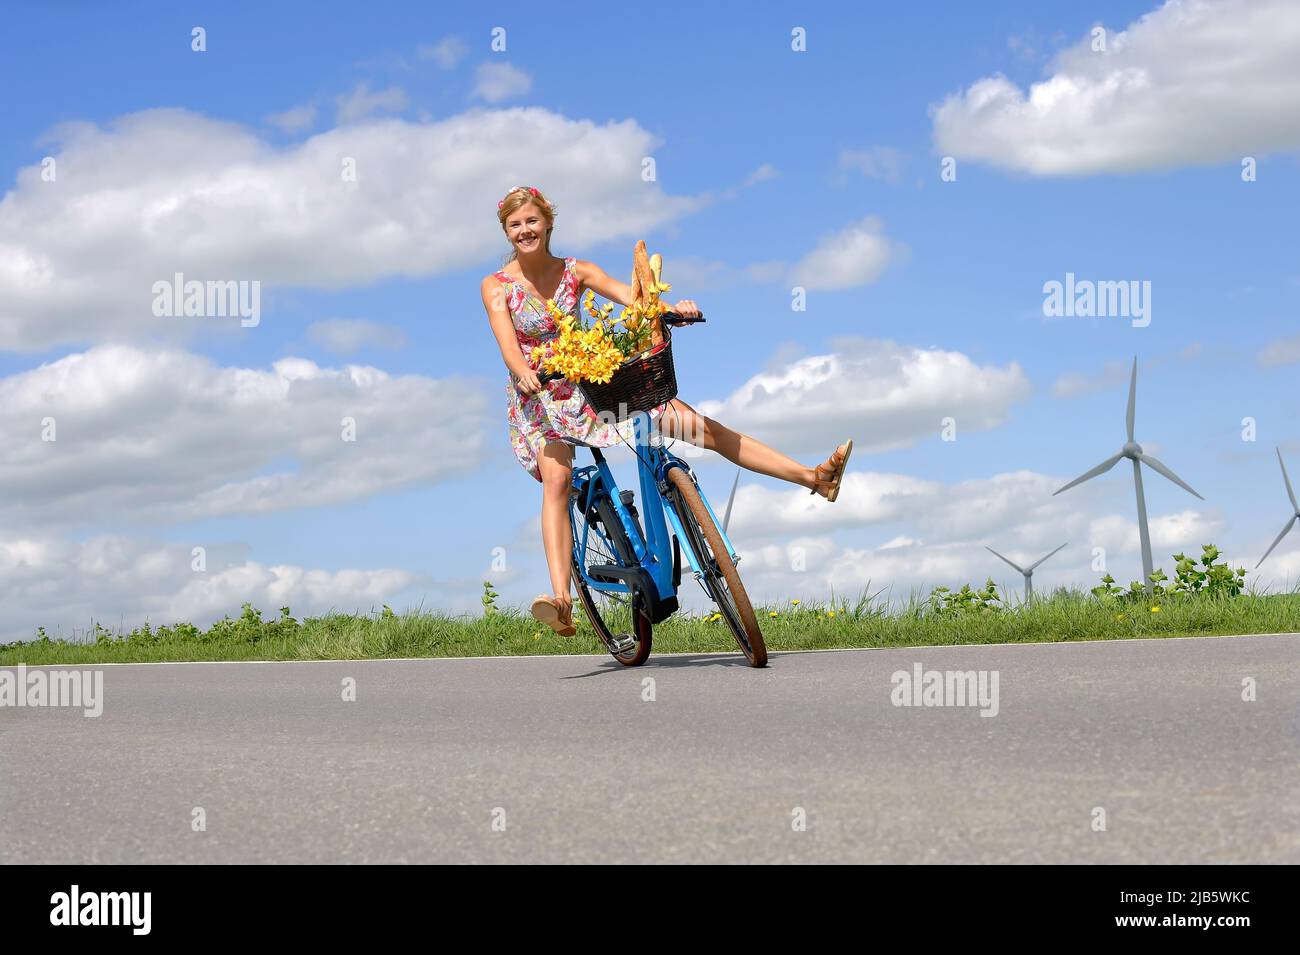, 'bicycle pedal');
609,634,637,654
